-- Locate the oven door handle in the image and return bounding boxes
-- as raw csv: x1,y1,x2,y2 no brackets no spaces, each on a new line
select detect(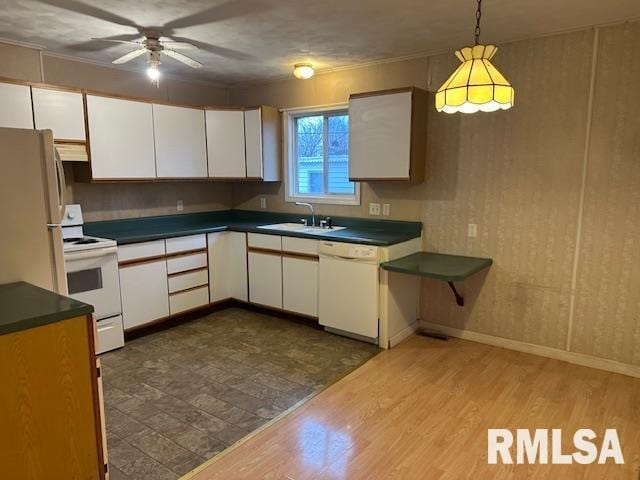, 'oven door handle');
65,246,118,261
